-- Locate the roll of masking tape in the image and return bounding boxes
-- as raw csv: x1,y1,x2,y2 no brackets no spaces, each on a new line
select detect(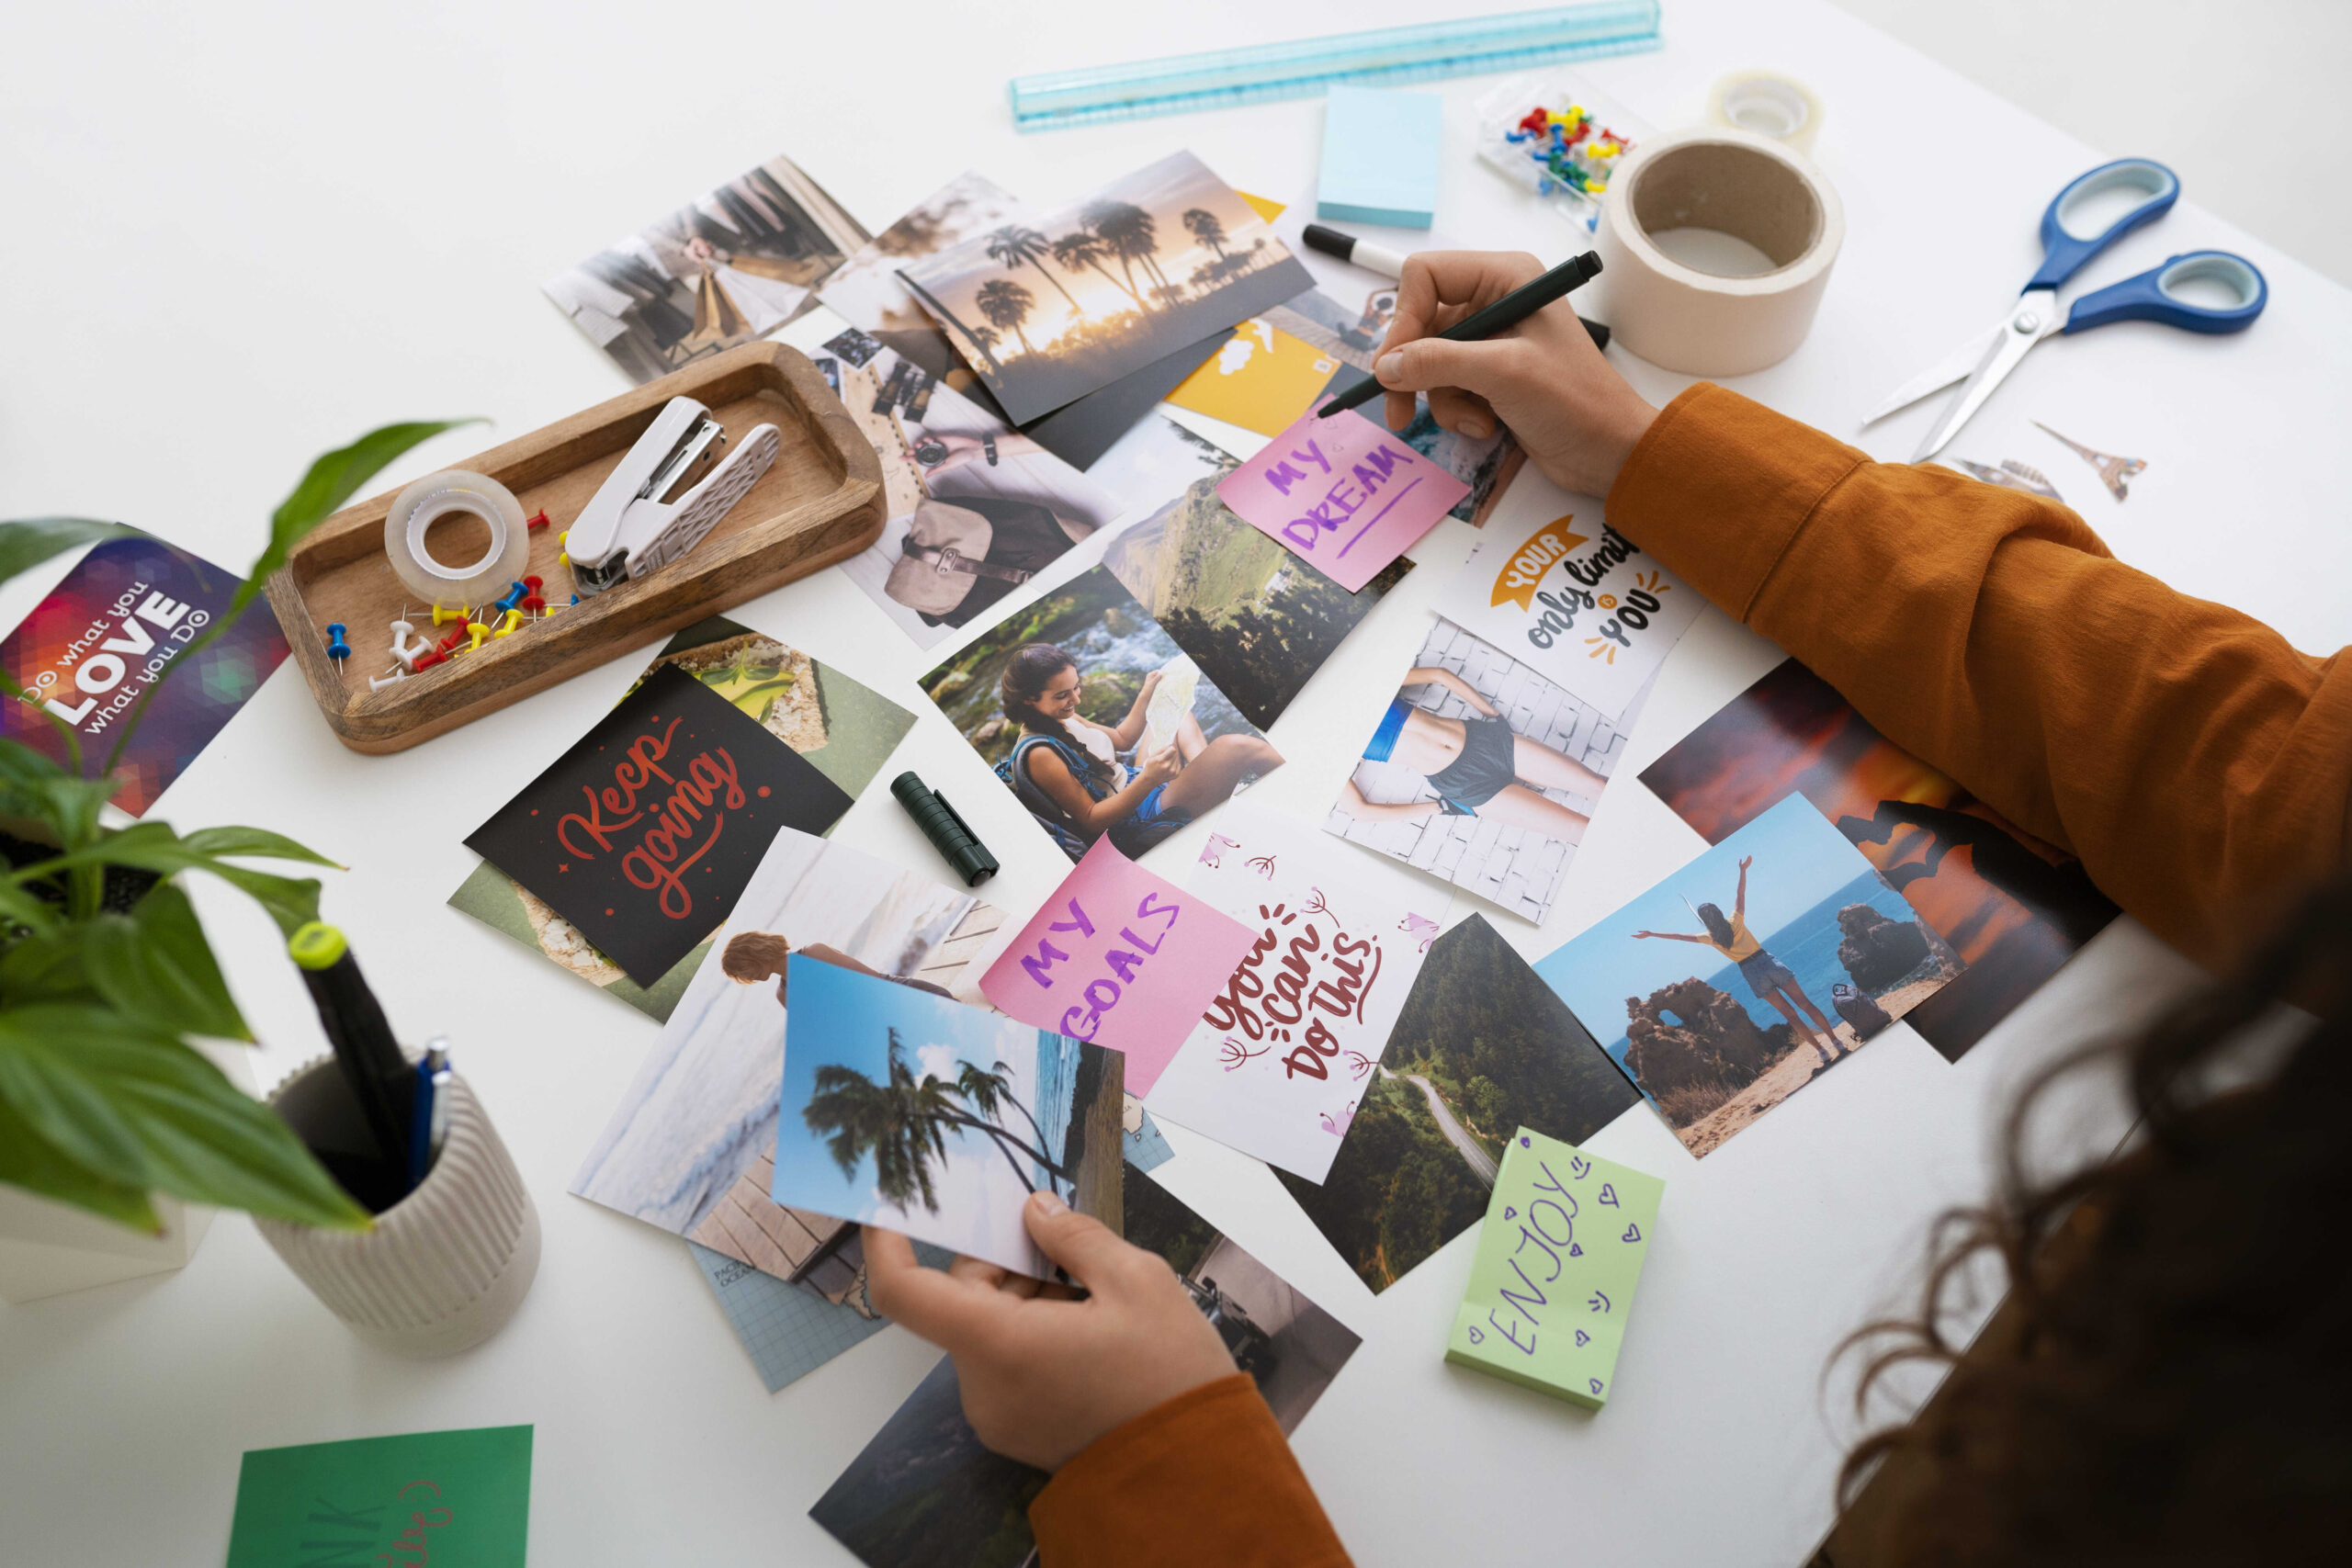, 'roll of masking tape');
1706,70,1825,155
384,469,530,610
1594,124,1844,378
